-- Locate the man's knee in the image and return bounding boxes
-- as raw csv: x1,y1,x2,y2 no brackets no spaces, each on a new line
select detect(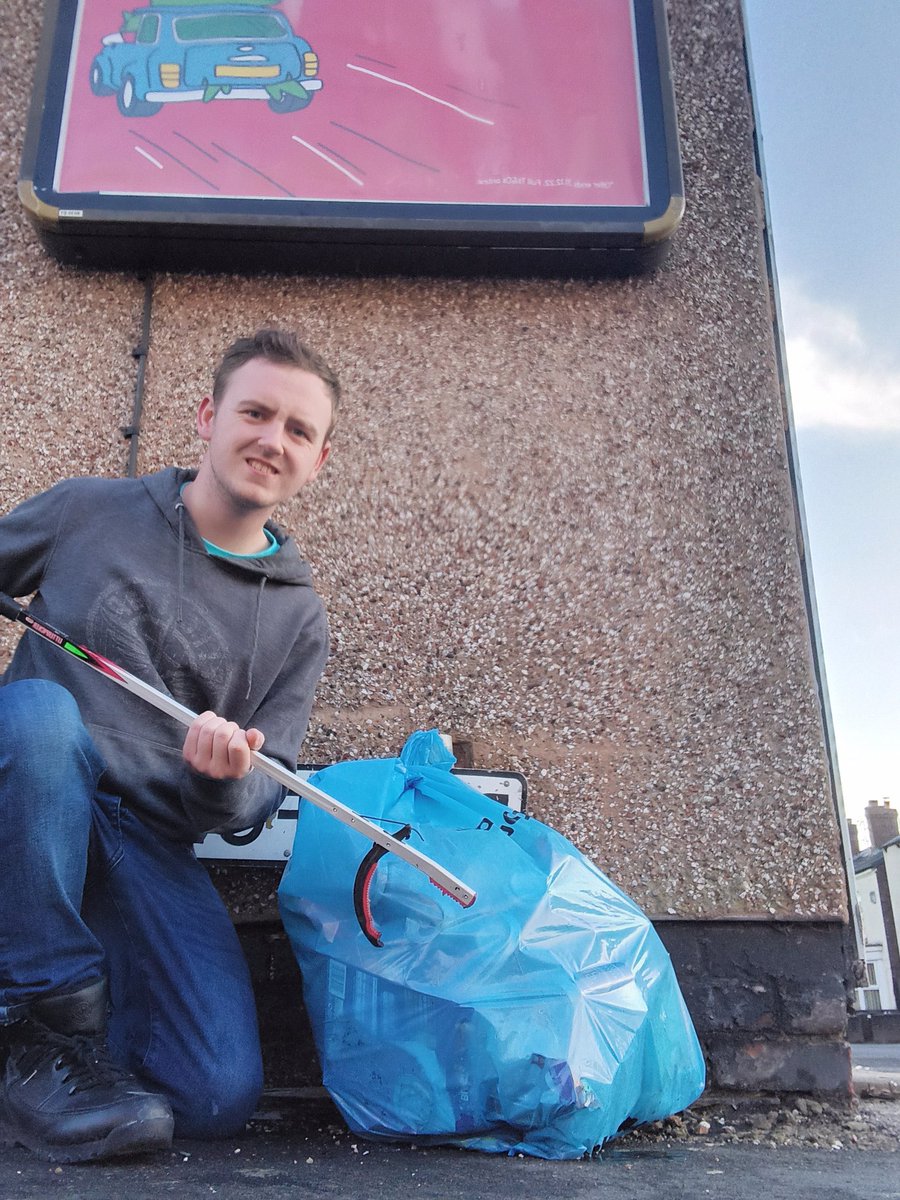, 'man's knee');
0,679,84,753
0,680,104,836
169,1051,264,1138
